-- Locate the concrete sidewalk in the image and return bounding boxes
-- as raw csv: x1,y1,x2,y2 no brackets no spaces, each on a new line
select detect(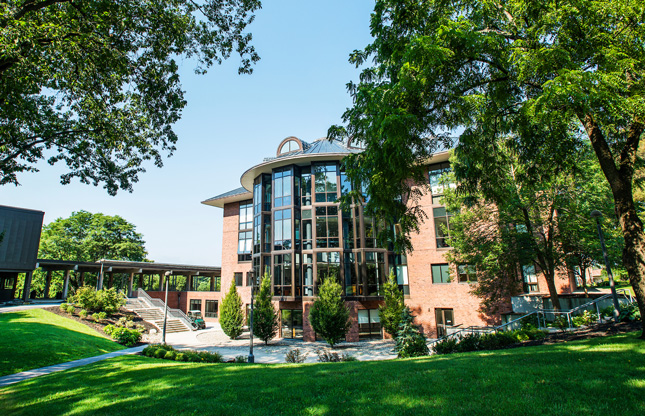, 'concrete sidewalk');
0,345,146,387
